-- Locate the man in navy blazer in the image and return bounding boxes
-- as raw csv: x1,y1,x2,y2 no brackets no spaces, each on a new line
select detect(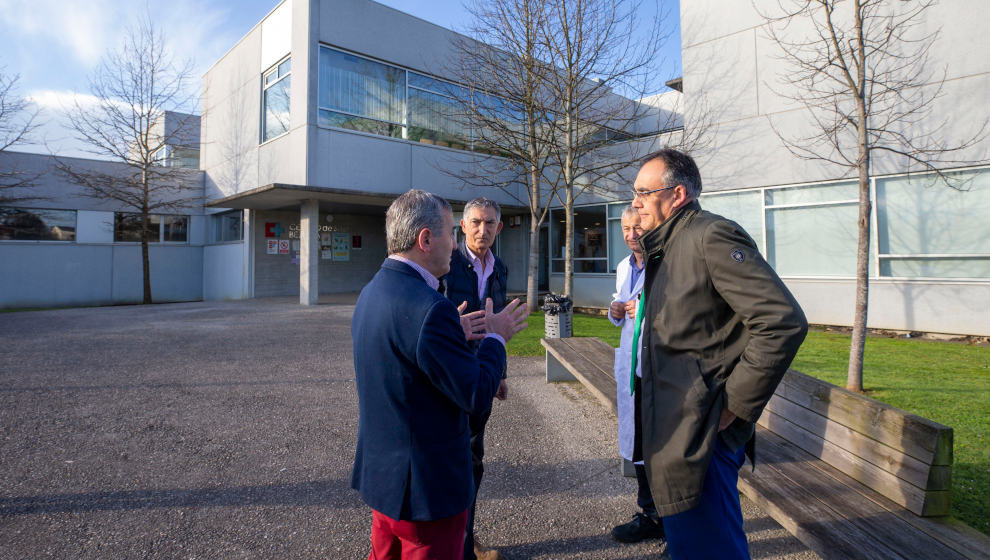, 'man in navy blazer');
351,189,528,560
